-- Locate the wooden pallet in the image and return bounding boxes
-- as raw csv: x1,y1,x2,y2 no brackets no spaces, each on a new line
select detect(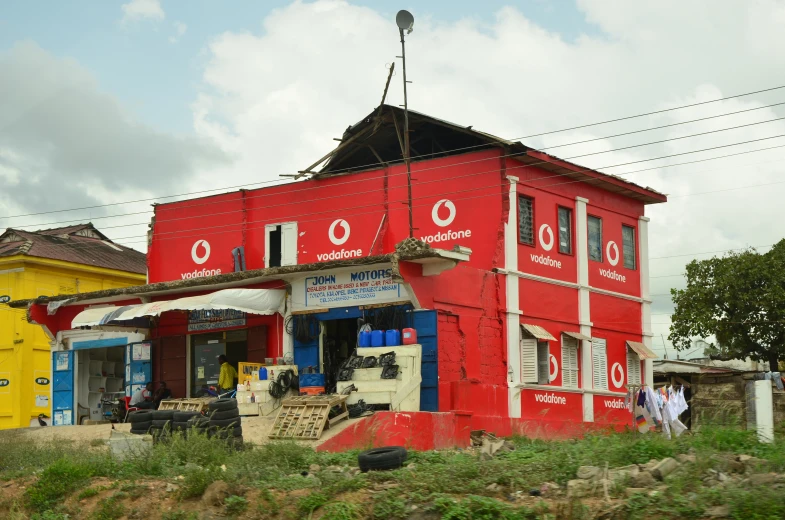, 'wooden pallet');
158,398,213,412
268,395,349,440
